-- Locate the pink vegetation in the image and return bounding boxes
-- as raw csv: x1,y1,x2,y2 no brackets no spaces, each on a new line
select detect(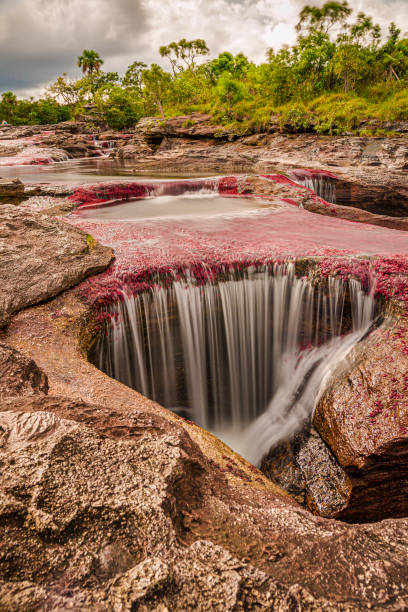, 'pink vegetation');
64,175,408,323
